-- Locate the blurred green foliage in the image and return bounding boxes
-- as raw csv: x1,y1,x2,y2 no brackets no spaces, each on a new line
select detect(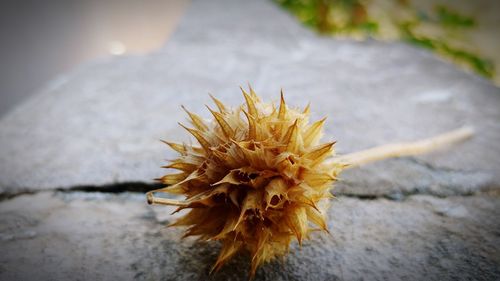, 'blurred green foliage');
278,0,378,35
276,0,495,81
435,5,475,28
401,22,494,78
